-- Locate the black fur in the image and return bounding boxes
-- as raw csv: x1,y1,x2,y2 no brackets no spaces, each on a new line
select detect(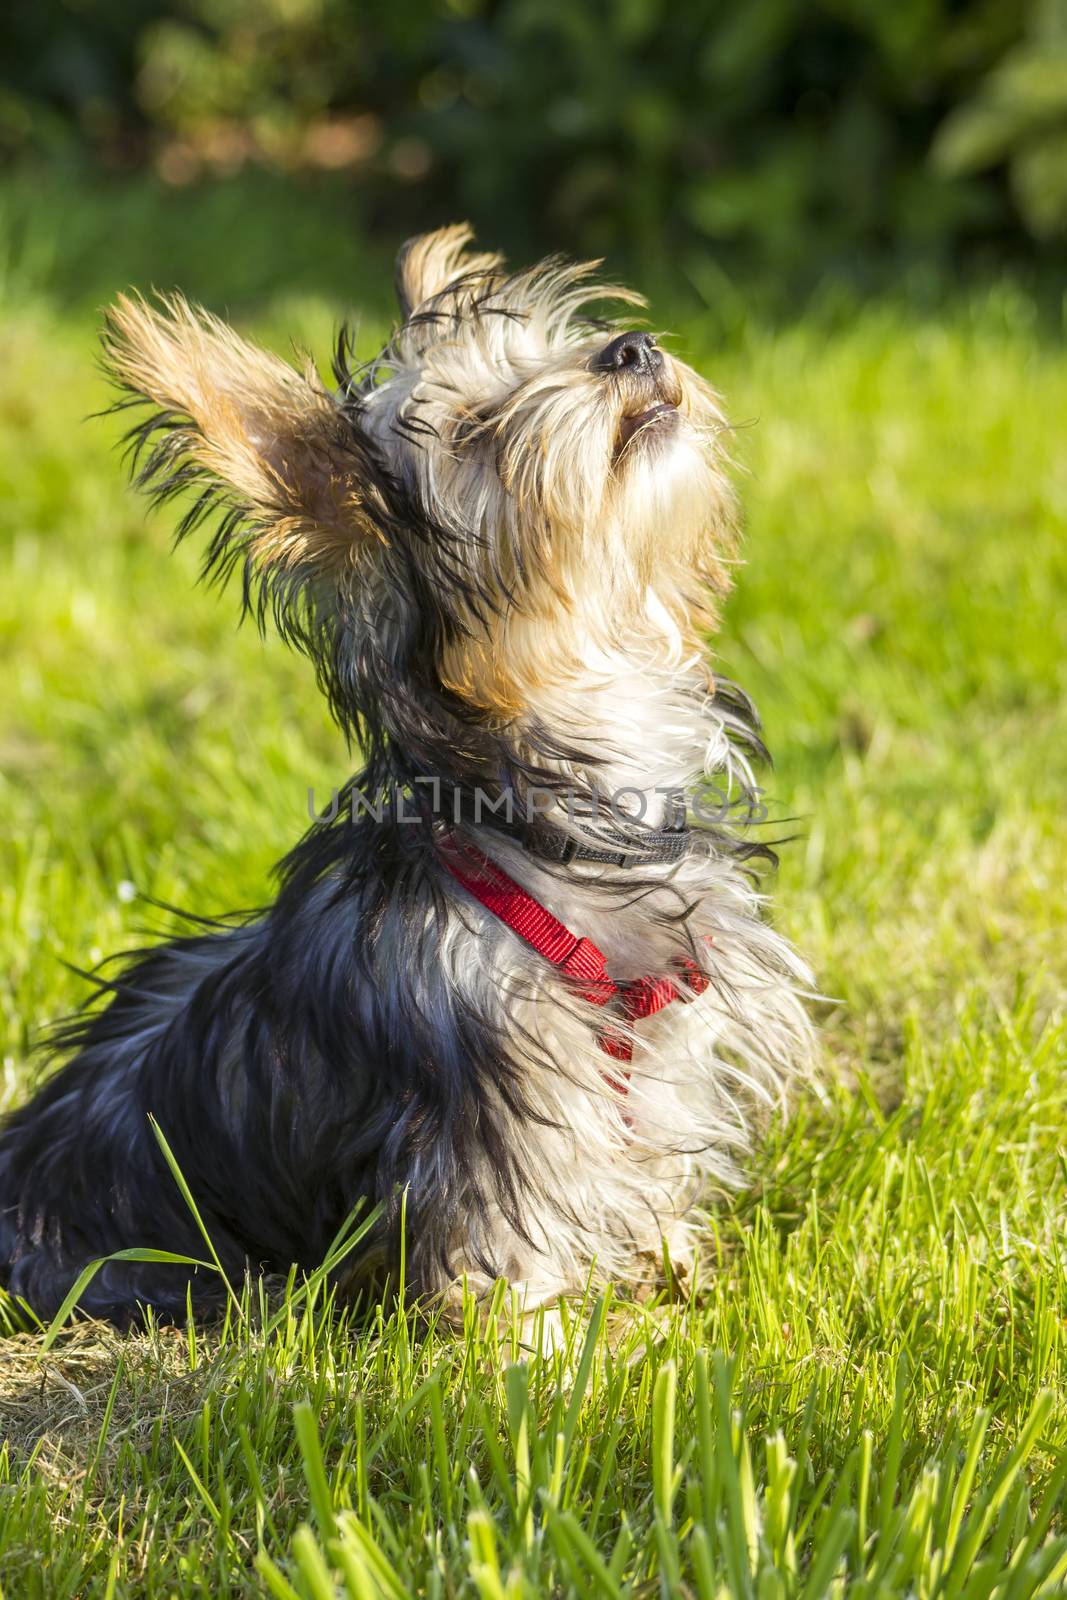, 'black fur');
0,813,550,1322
